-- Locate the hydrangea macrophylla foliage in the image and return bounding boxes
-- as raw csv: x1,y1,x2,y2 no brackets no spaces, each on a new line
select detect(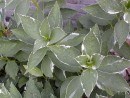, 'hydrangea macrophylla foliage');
0,0,130,98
